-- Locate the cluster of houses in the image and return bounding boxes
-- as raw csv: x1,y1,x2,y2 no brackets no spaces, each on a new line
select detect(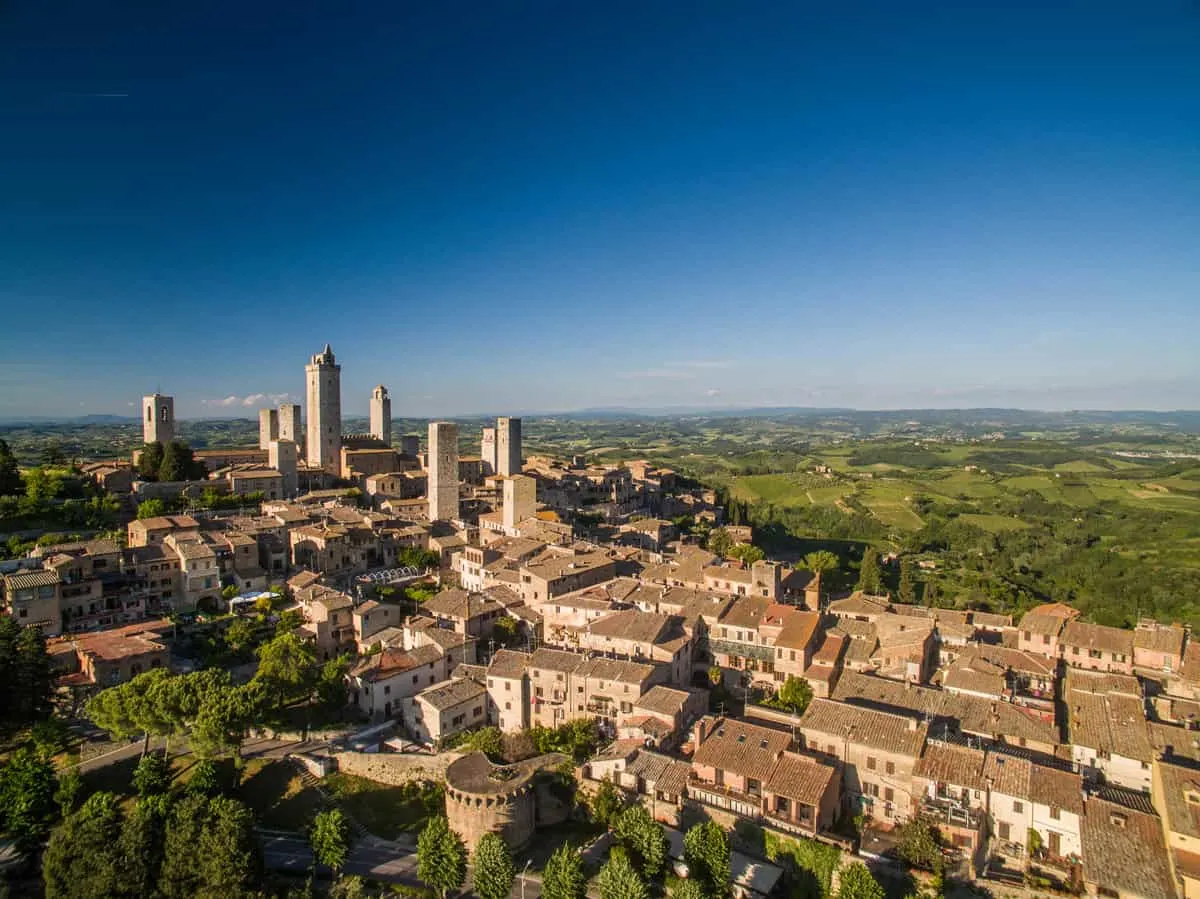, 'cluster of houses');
6,437,1200,899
